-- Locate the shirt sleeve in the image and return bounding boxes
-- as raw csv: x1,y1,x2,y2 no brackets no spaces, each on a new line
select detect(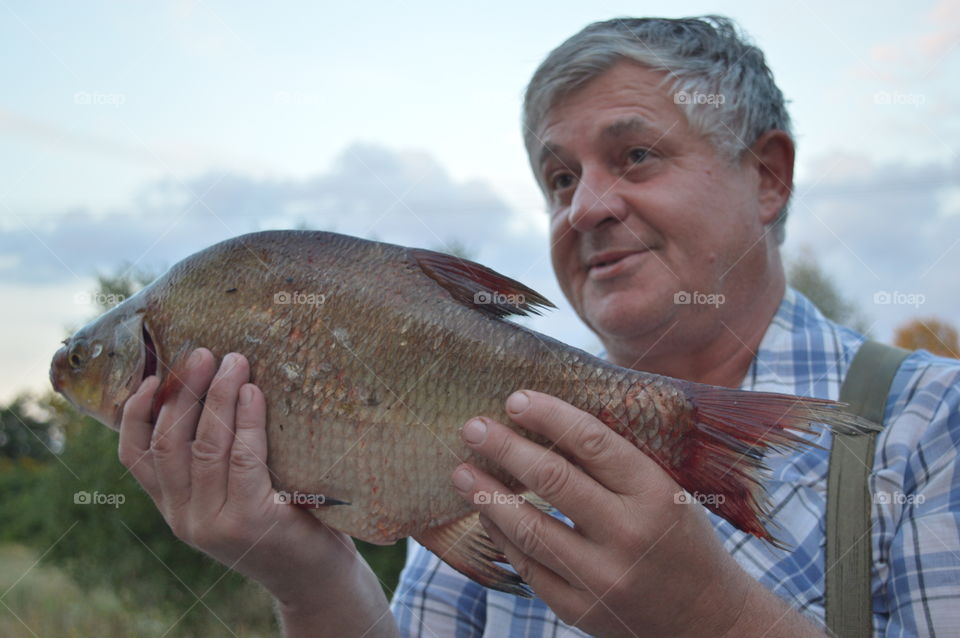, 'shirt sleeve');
878,356,960,637
390,539,487,638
